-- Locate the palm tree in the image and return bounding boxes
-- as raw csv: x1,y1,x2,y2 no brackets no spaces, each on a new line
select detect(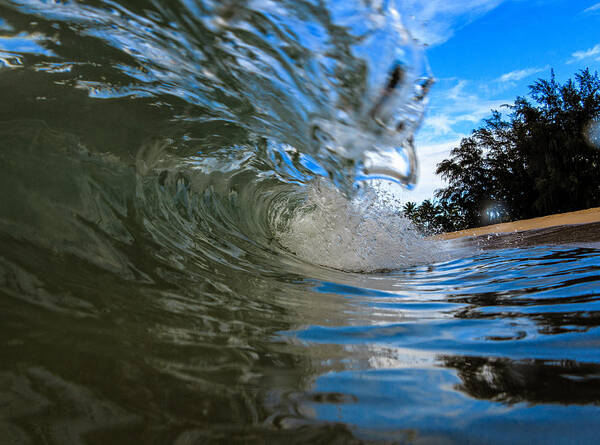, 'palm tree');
402,201,417,217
